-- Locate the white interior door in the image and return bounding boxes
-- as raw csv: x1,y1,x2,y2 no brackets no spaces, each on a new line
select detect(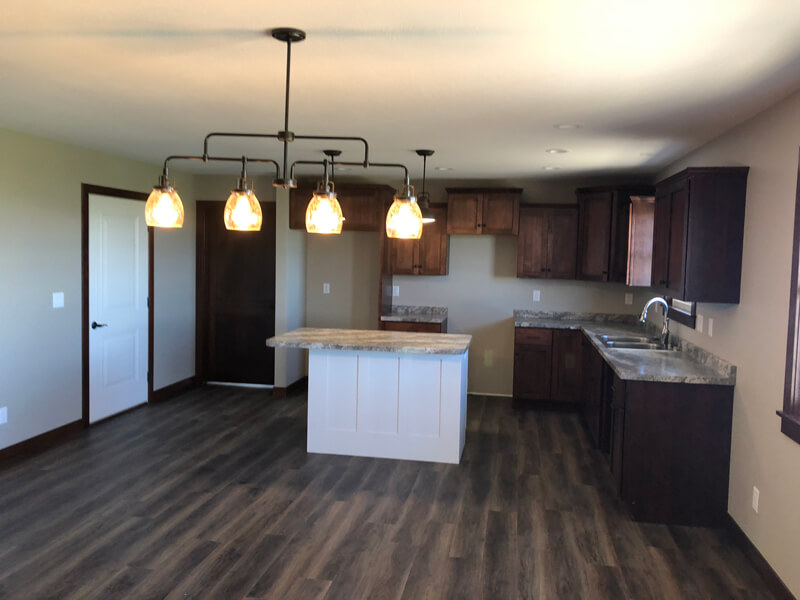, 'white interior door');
89,194,149,423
